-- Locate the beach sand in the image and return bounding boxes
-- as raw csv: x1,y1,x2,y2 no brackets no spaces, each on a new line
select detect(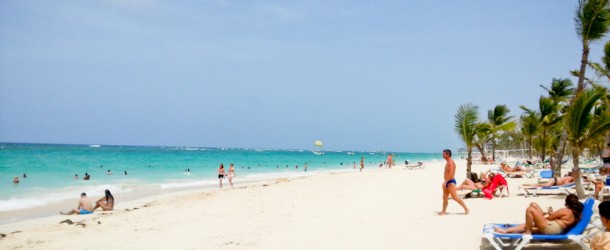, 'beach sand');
0,160,594,249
